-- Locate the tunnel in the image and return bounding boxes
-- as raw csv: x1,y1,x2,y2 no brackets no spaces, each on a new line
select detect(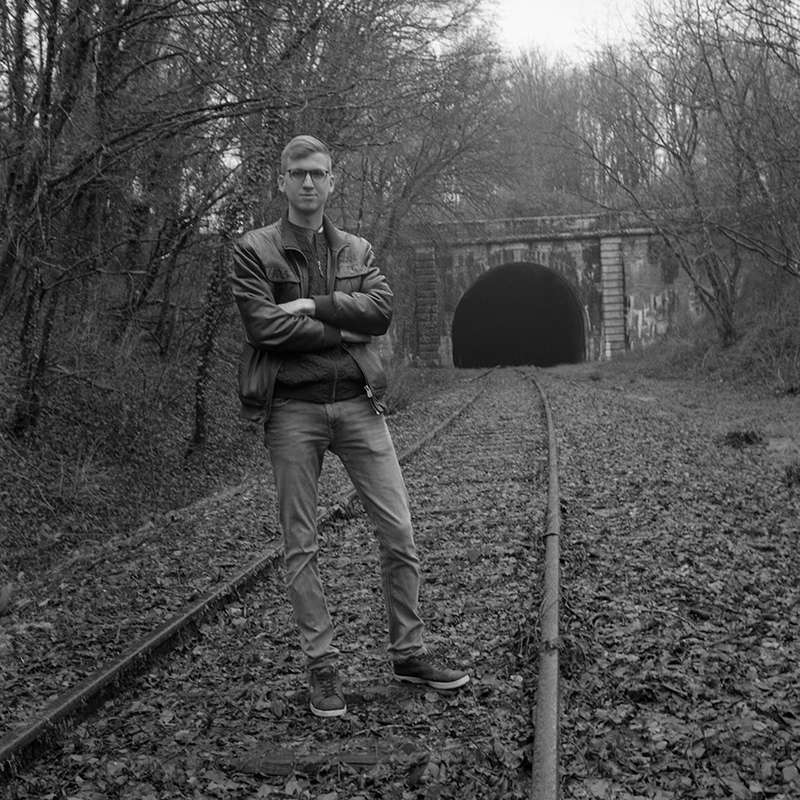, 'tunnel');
451,262,585,368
